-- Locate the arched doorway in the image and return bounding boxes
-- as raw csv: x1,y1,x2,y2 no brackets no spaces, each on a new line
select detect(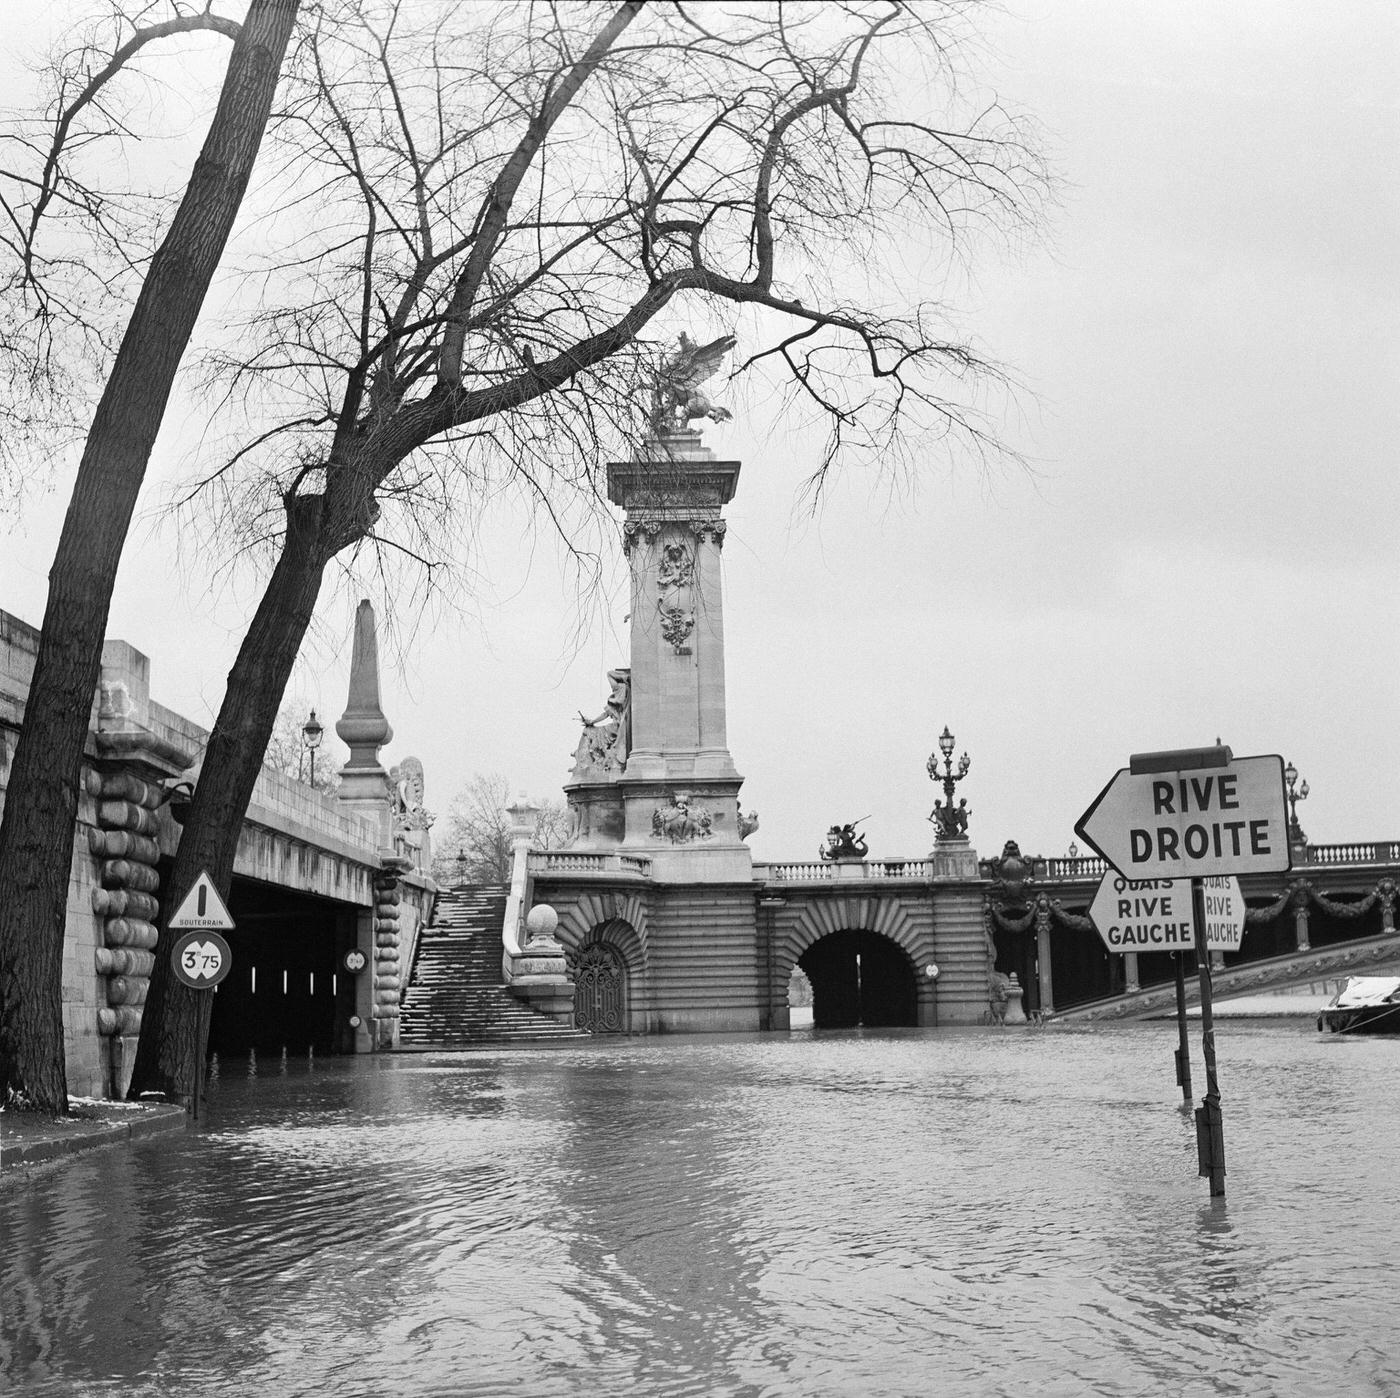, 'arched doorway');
798,930,916,1029
574,941,628,1034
